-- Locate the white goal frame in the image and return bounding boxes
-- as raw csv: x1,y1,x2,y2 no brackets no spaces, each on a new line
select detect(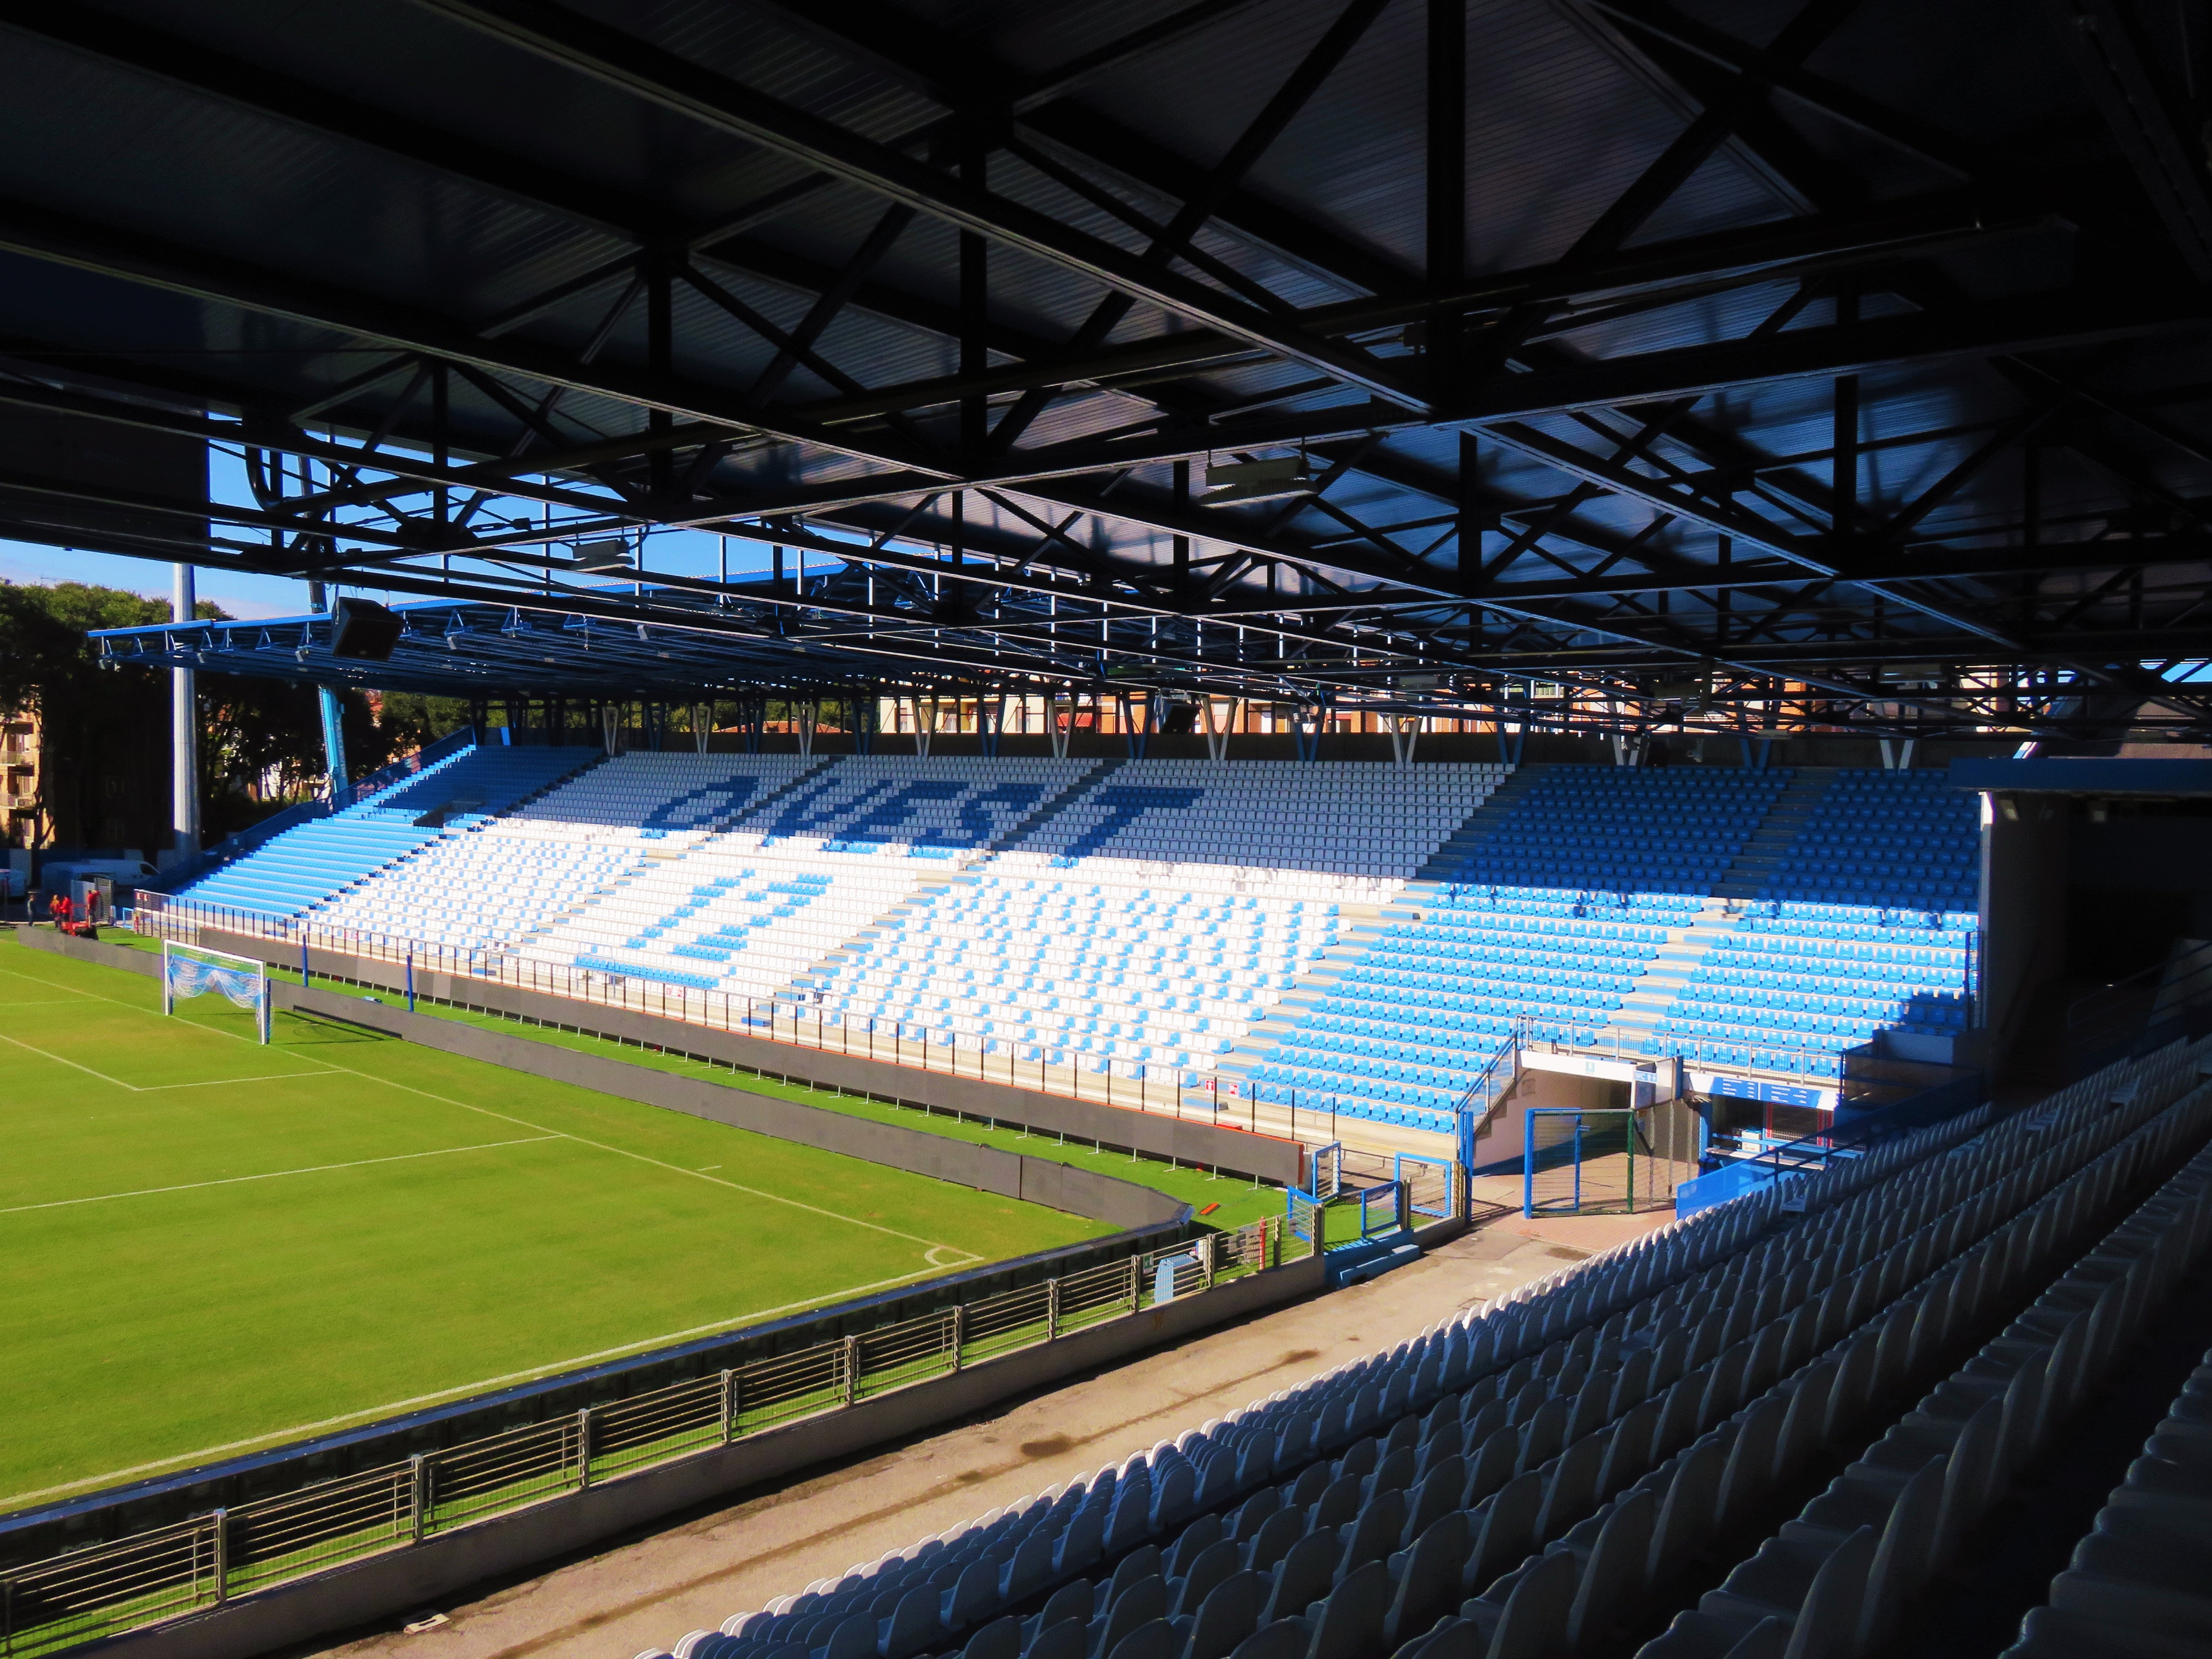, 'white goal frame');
161,939,273,1044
